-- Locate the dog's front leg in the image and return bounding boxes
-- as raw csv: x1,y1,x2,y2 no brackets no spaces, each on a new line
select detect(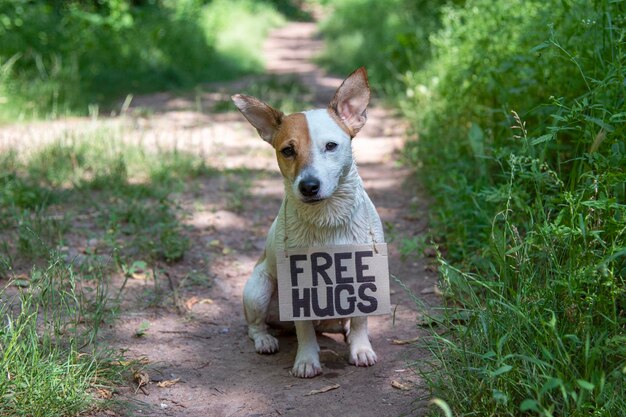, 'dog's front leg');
292,320,321,378
347,316,377,366
243,259,279,354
